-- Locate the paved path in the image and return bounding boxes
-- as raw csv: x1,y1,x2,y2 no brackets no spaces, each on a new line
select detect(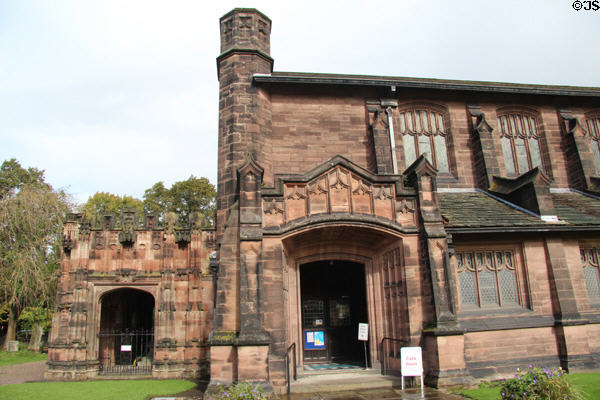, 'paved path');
279,387,465,400
0,361,46,385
